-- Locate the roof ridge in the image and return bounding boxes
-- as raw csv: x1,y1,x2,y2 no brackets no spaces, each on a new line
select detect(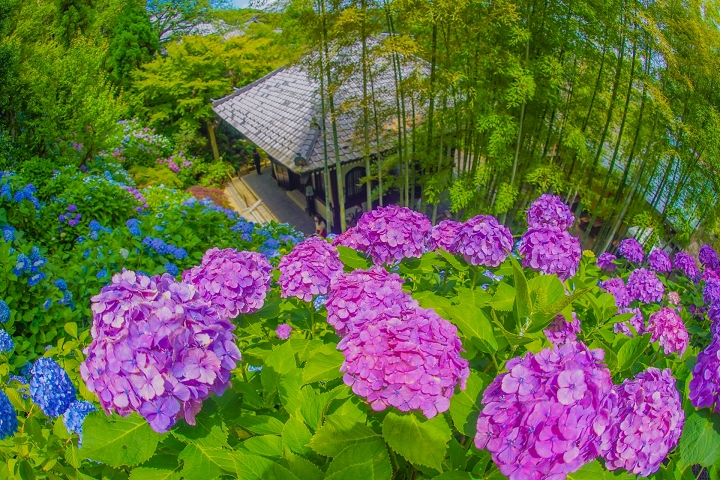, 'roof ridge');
212,66,287,107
